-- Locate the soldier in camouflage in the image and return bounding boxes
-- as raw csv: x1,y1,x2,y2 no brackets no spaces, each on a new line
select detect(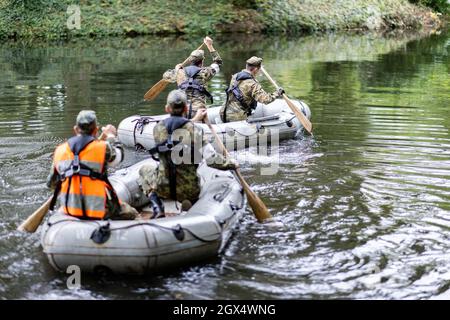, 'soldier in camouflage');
220,56,284,123
139,89,237,218
163,37,223,120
